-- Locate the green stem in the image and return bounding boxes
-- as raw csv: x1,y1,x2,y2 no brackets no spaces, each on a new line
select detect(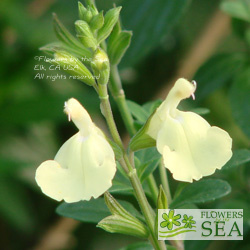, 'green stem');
147,174,159,205
159,160,172,204
98,84,124,150
109,65,165,247
110,65,160,206
159,162,182,250
128,168,165,250
110,65,136,136
98,84,165,250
